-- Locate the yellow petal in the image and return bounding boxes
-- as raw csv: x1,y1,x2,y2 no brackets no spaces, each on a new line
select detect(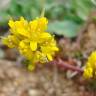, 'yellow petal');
83,67,93,79
29,20,38,32
52,46,59,51
19,41,25,48
47,54,53,61
30,41,37,51
17,28,29,37
40,33,51,38
8,20,14,28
